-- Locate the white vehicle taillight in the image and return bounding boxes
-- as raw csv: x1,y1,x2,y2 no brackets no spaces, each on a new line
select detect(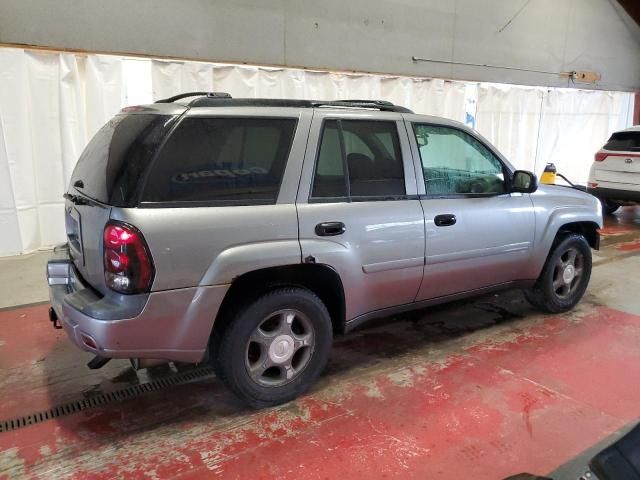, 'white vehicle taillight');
103,221,154,294
595,152,608,162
